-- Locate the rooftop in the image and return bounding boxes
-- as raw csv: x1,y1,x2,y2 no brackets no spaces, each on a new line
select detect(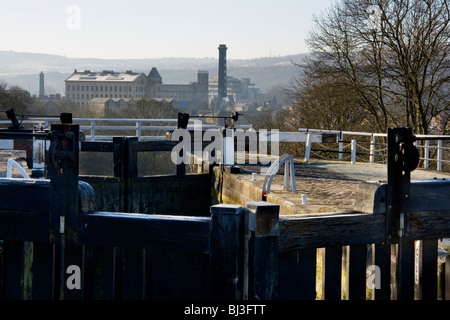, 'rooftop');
65,70,144,82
